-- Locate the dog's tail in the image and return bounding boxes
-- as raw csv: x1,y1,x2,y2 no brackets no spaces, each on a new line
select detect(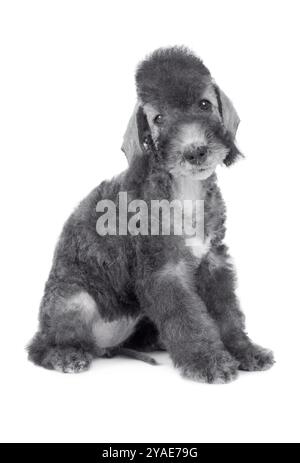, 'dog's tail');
108,347,158,365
